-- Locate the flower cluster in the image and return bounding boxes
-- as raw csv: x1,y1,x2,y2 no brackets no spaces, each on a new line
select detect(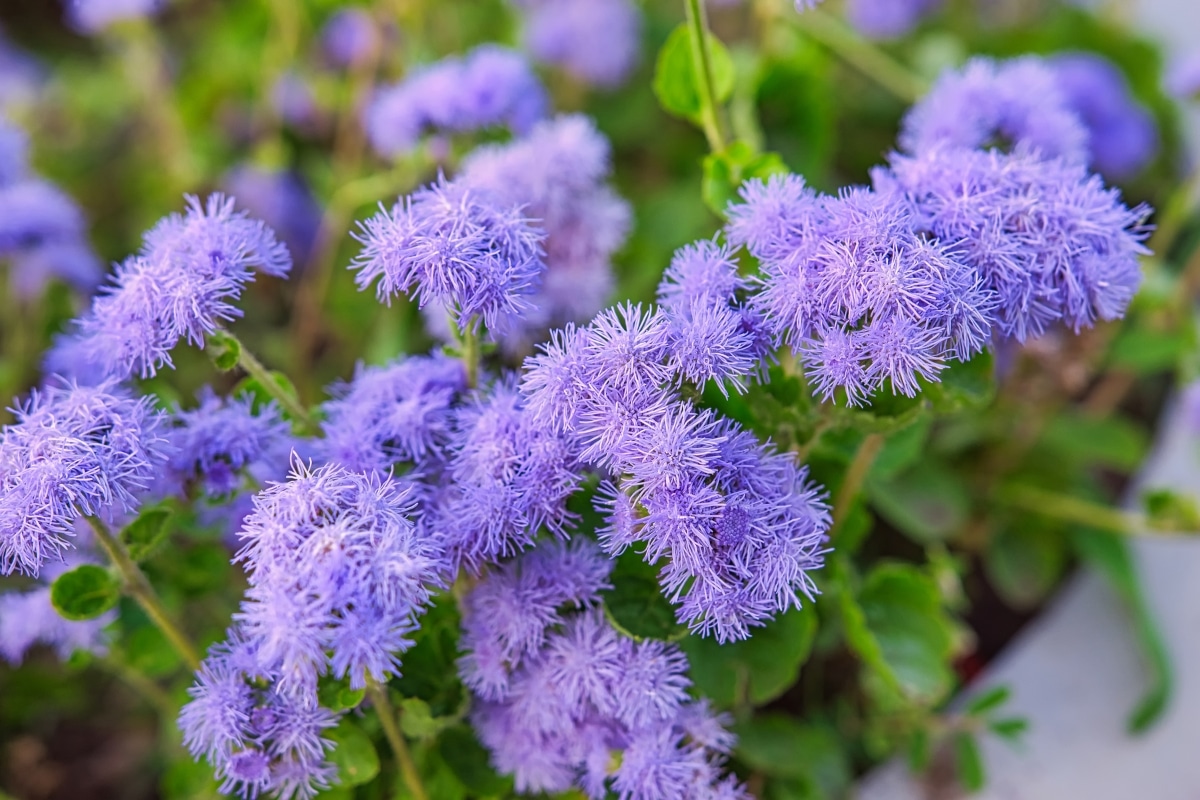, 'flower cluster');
459,114,632,349
845,0,941,39
460,540,748,799
222,166,322,267
0,380,168,576
180,461,444,797
70,194,291,379
352,175,547,336
365,45,547,158
0,119,100,300
67,0,163,34
512,0,642,88
522,302,829,642
319,8,381,70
